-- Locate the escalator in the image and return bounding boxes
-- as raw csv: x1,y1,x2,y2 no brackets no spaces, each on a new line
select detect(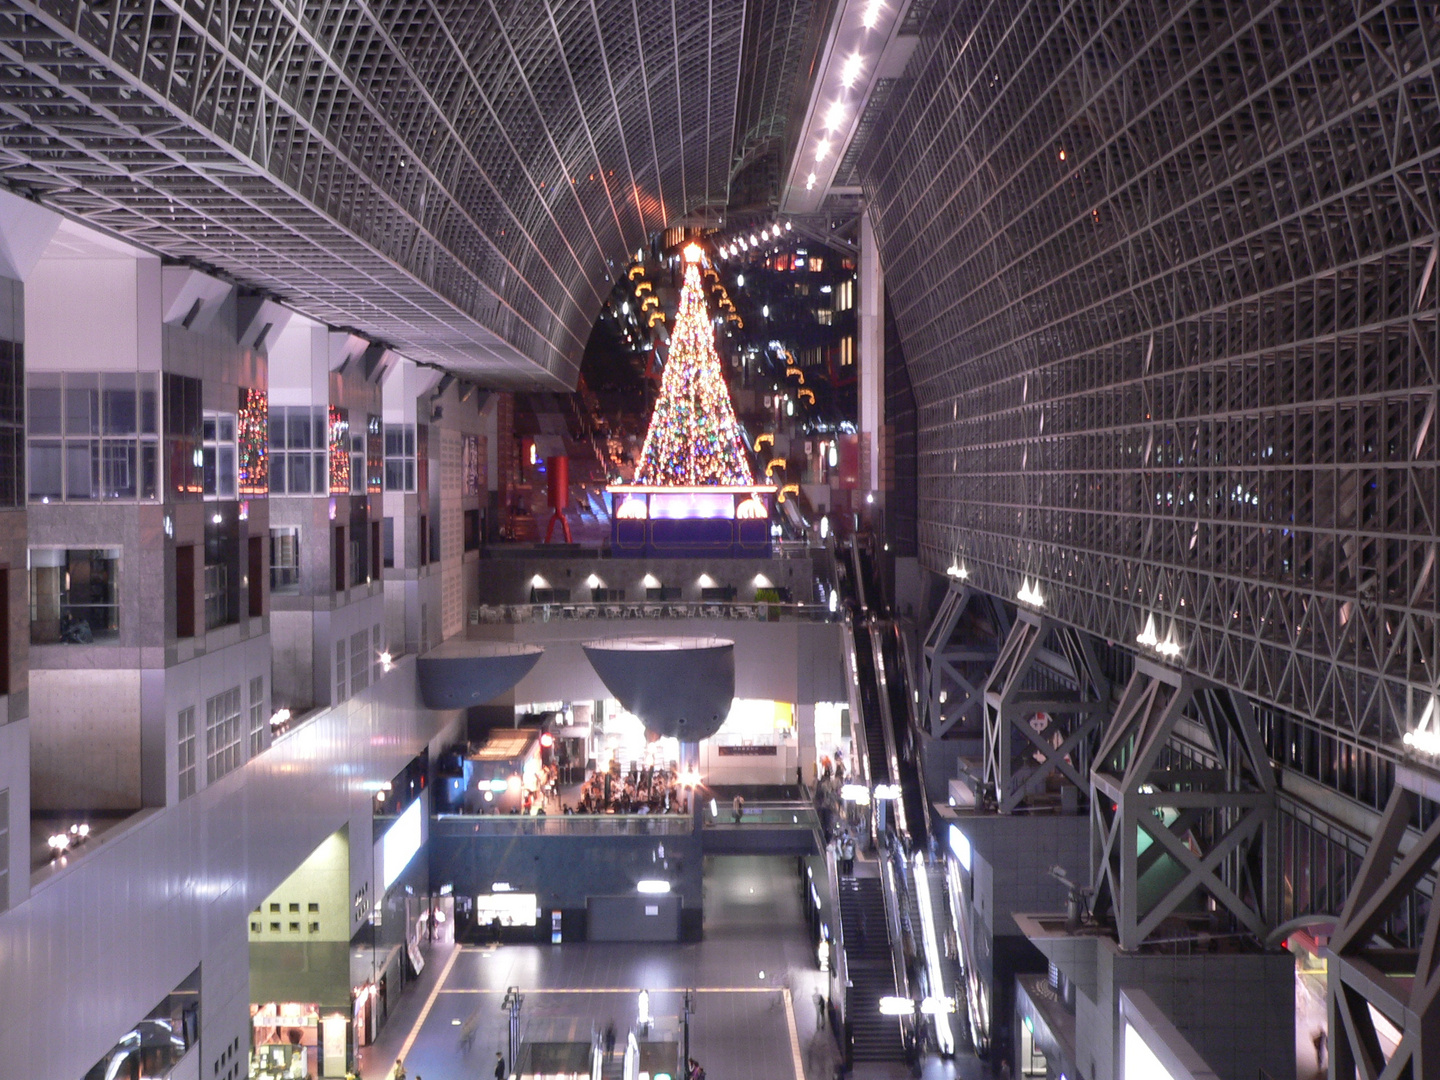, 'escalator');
851,624,892,791
876,622,929,848
837,876,906,1062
